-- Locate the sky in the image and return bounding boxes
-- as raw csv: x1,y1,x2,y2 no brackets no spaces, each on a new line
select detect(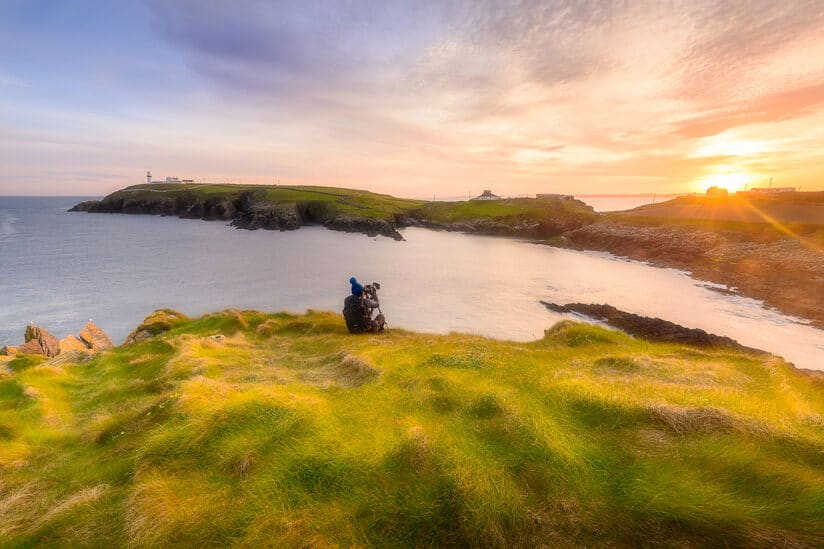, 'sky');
1,0,824,198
